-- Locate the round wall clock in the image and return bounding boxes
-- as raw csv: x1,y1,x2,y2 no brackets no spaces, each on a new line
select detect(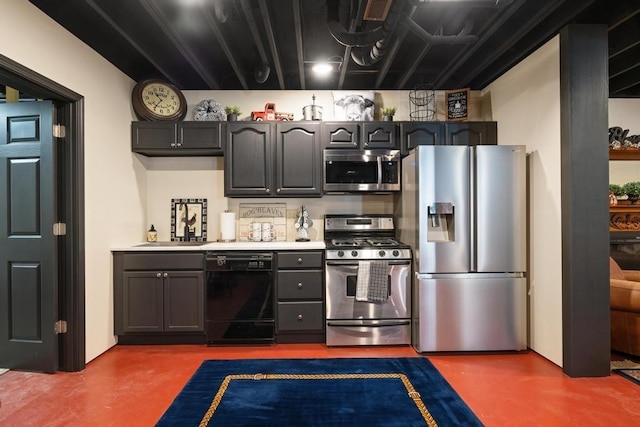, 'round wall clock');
131,79,187,121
